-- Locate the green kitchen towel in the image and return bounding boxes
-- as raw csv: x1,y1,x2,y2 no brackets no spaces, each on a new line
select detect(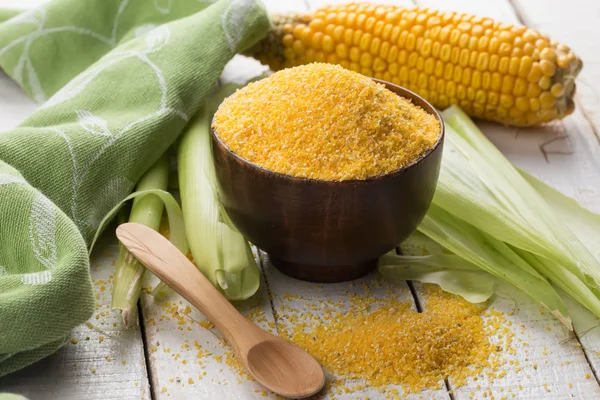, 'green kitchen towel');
0,0,270,376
